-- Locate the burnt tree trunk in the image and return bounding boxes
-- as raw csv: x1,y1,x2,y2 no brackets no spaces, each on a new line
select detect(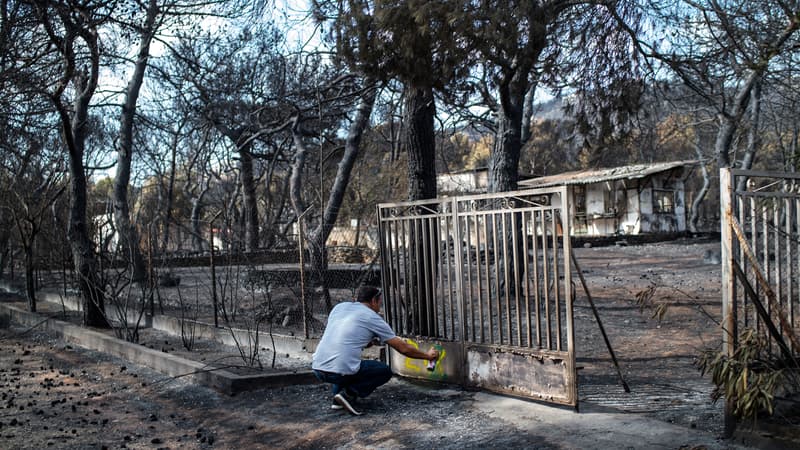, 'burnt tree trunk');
189,179,210,252
23,239,36,313
62,59,109,328
161,129,179,254
403,86,438,336
690,141,711,233
736,79,762,192
489,73,526,193
239,145,260,252
291,86,376,317
0,248,7,281
490,68,533,303
0,226,9,280
404,86,437,201
67,147,109,327
114,0,158,284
